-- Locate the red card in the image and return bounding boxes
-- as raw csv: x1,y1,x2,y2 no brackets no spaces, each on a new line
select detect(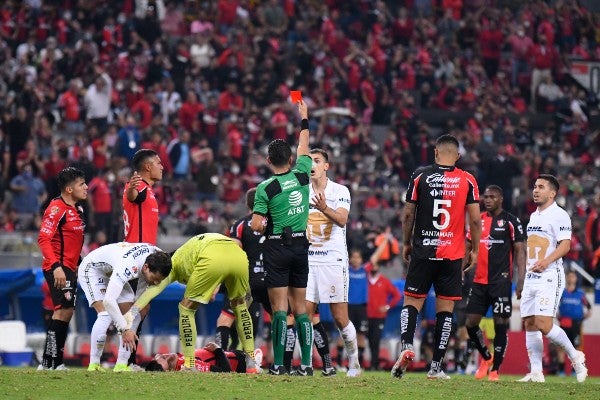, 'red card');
290,90,302,103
